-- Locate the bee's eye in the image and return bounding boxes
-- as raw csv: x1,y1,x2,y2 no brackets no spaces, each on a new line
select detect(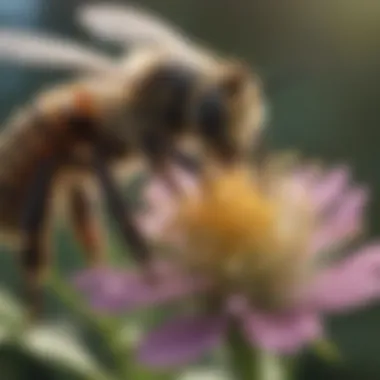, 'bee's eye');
196,87,241,163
